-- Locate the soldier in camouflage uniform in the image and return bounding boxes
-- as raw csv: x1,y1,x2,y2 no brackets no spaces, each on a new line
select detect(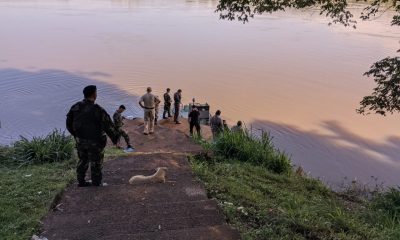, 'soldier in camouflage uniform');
173,89,182,124
113,105,132,149
66,85,119,187
154,96,161,125
163,88,172,119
